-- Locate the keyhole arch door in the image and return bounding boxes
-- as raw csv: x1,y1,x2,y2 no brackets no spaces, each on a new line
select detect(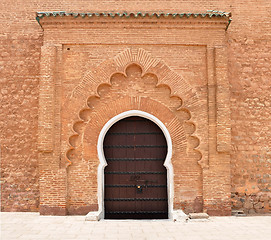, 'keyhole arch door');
97,110,174,220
